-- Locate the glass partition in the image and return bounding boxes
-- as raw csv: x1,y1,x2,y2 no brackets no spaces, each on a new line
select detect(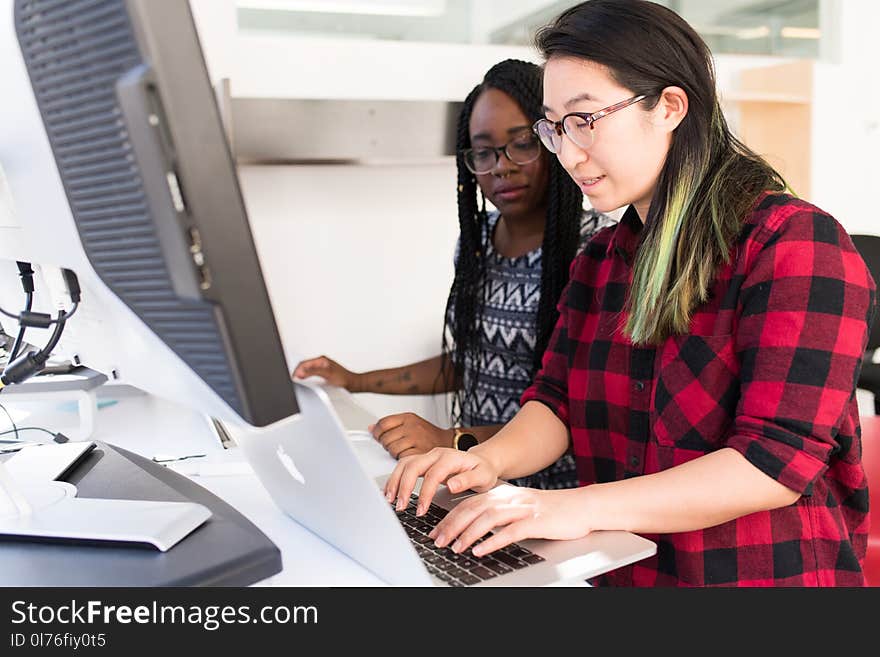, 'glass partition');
236,0,823,59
